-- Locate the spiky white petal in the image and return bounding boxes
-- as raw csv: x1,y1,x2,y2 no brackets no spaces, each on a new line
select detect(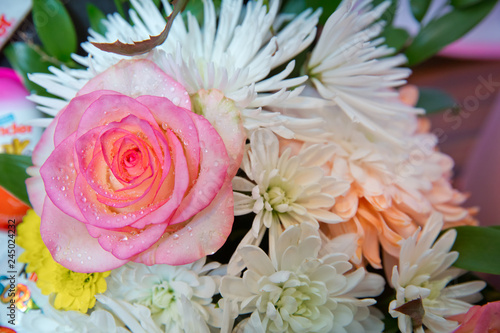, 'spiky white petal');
28,0,321,138
307,0,422,144
389,213,486,333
